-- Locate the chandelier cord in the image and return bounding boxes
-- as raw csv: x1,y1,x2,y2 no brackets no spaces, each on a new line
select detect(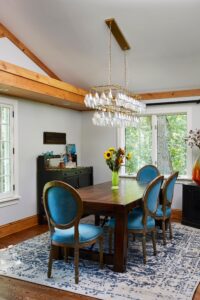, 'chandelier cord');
108,22,112,86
